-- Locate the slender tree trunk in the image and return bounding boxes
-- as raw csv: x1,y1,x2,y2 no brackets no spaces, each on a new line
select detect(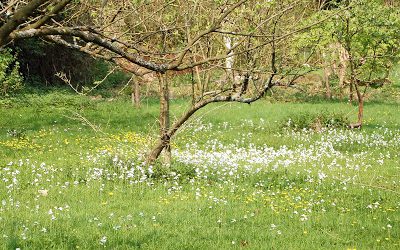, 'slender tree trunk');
131,76,137,107
224,36,234,83
357,95,364,125
323,68,332,99
355,83,364,126
344,20,362,129
147,73,171,165
337,45,348,100
344,18,354,104
191,67,196,105
131,76,141,108
349,82,354,102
